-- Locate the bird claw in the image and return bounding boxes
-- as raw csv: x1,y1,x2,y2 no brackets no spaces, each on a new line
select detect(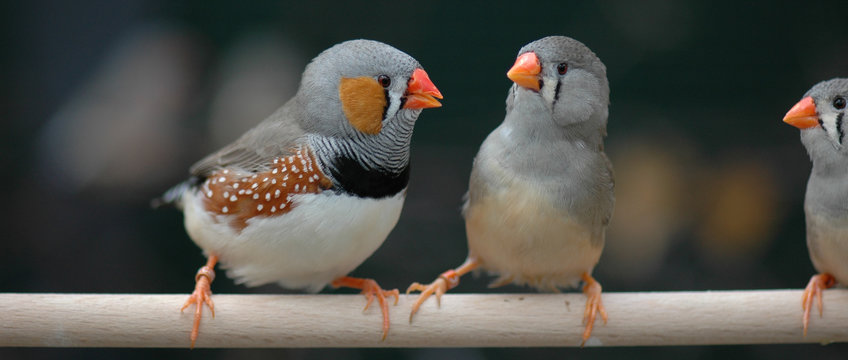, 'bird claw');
363,285,400,312
360,279,398,340
580,273,607,346
181,282,215,316
332,276,398,340
802,273,836,336
180,268,216,348
406,269,461,323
